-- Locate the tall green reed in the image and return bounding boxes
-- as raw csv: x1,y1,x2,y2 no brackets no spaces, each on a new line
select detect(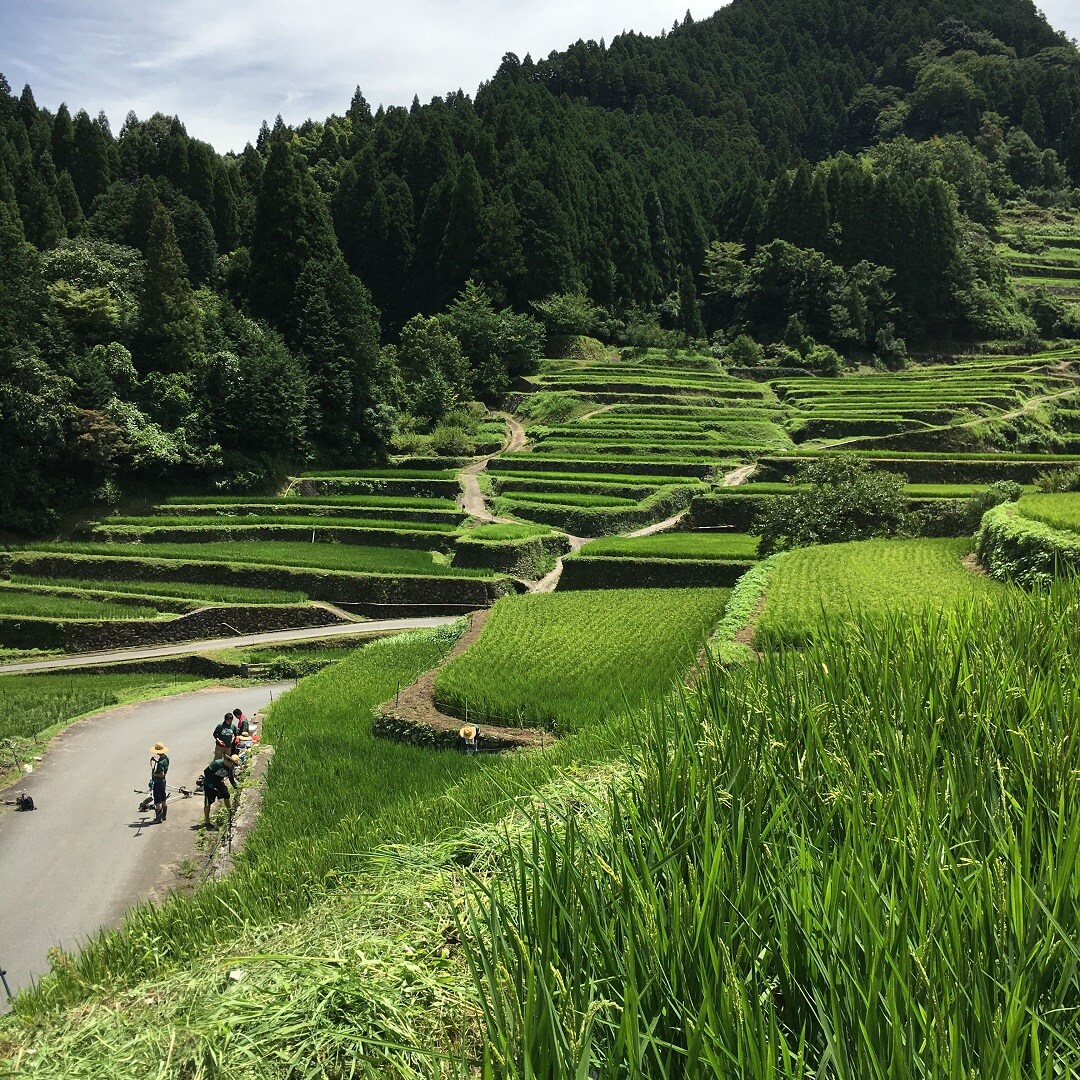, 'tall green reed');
461,580,1080,1077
